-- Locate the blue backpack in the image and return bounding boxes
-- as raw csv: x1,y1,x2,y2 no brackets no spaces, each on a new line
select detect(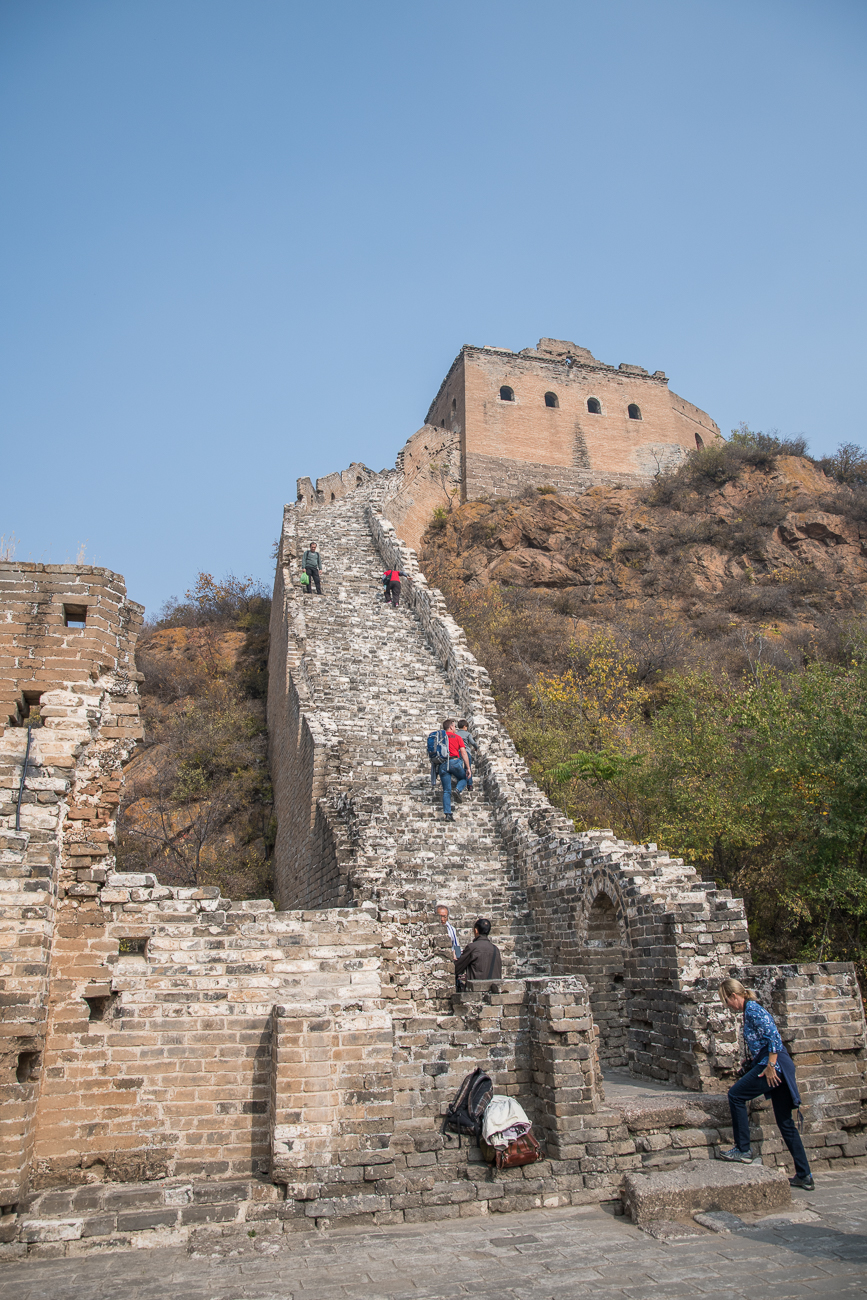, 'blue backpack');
427,730,450,764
